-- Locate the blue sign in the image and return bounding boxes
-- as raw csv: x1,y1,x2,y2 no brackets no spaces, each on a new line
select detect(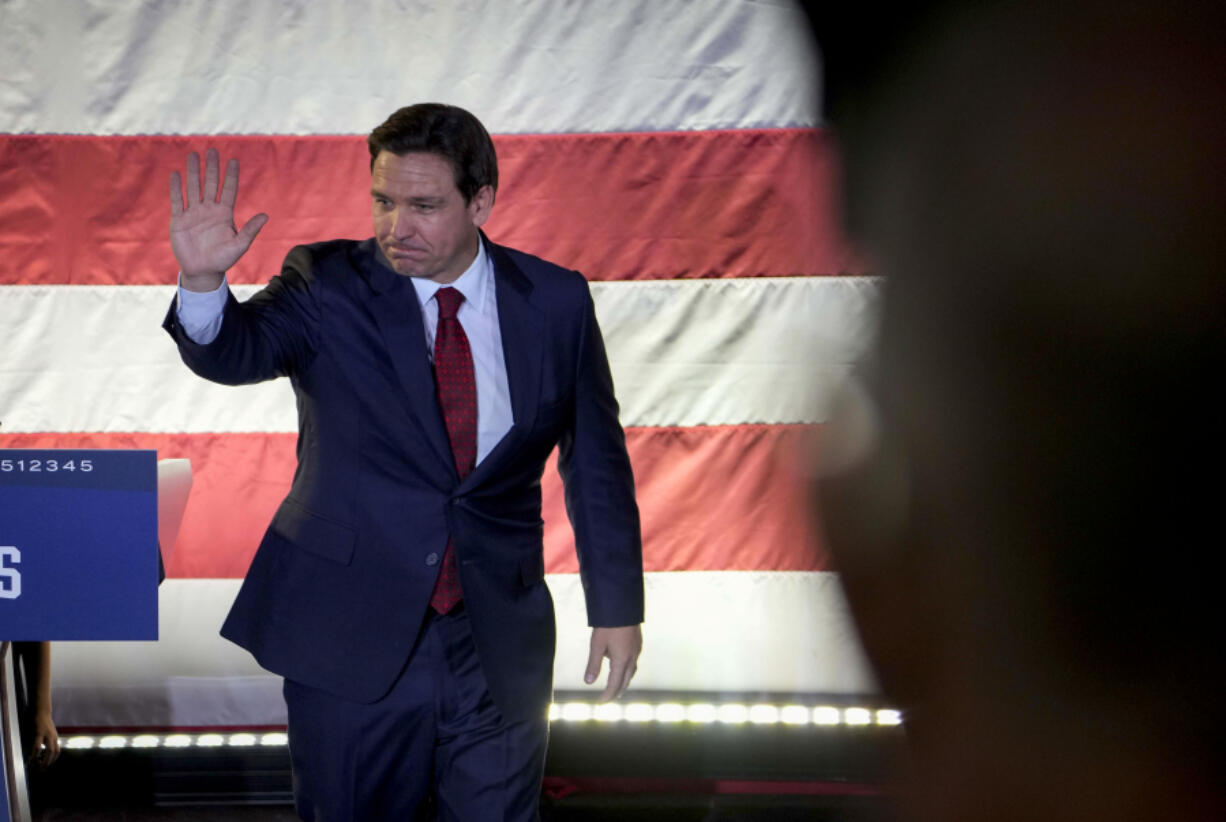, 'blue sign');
0,450,159,641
